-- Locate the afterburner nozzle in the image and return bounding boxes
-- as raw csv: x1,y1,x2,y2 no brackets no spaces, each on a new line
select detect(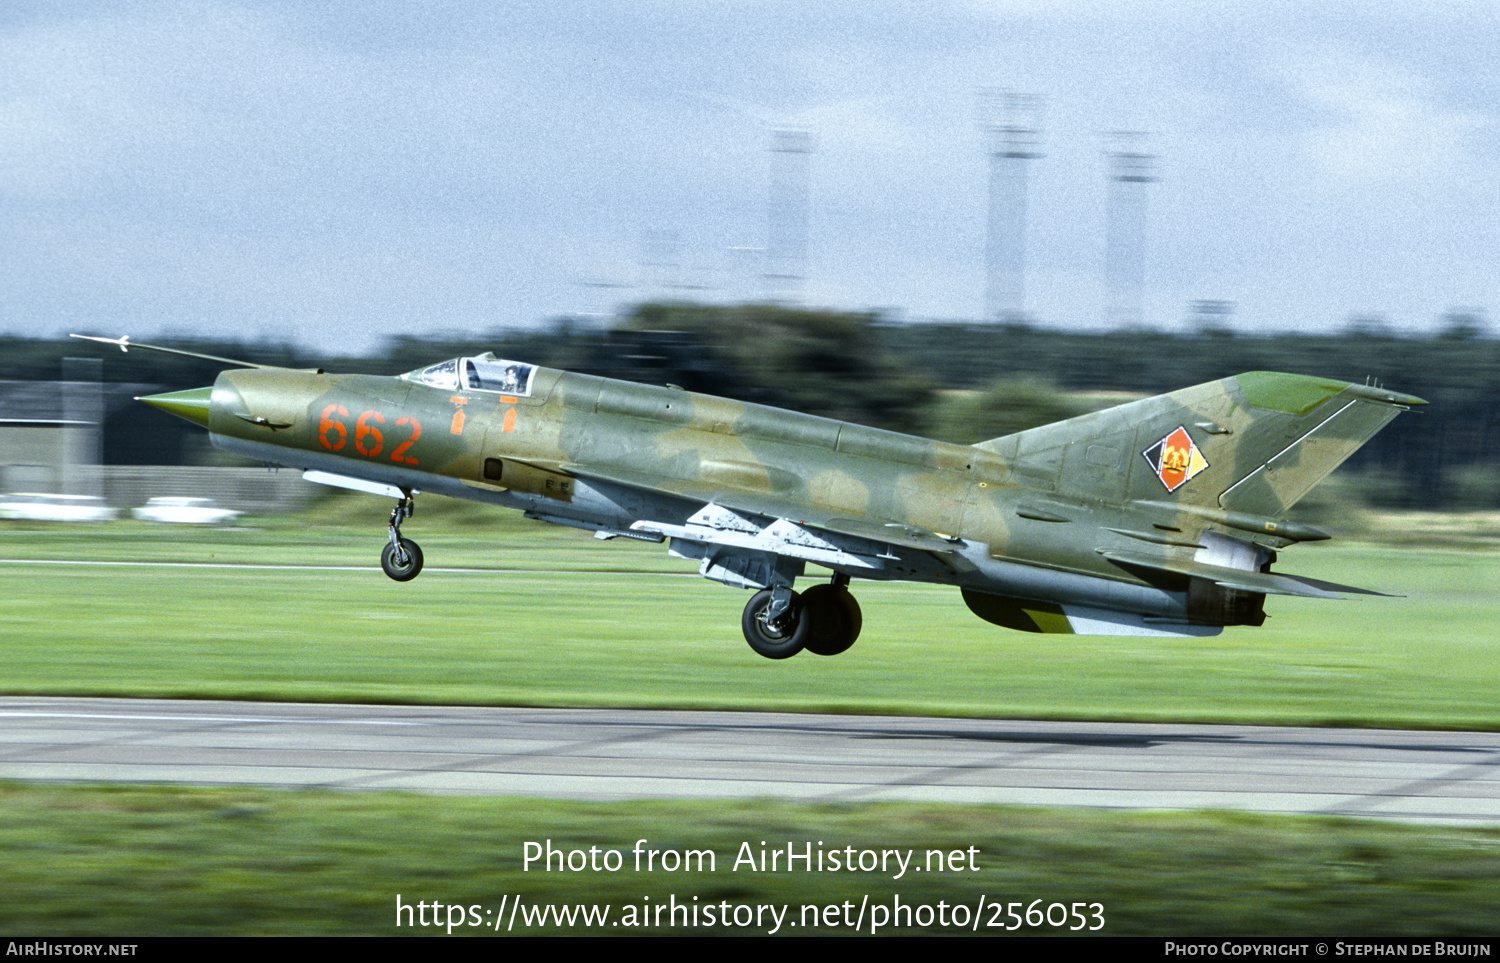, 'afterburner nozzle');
138,386,213,429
